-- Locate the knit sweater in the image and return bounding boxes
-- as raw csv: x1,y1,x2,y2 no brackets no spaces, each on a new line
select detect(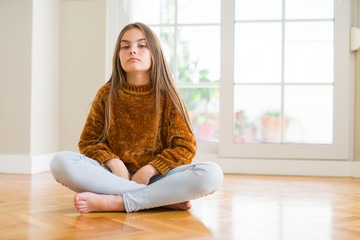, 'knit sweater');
78,82,197,175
